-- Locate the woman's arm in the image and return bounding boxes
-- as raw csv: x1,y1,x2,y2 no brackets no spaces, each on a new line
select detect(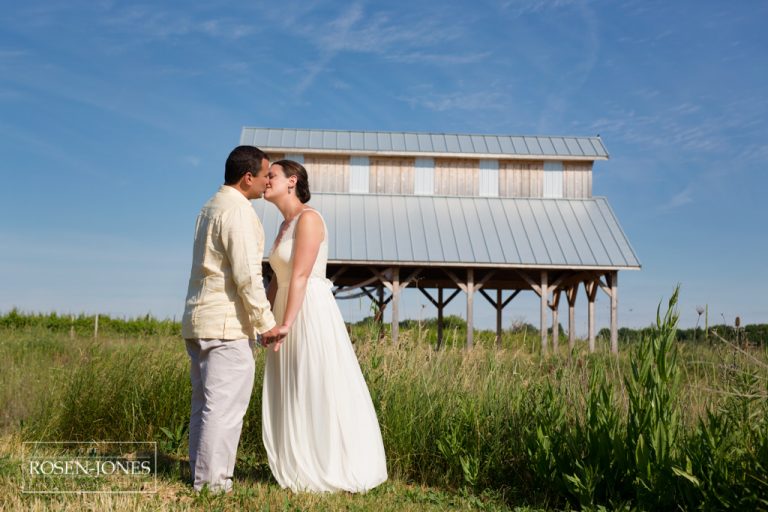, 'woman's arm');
272,210,323,351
